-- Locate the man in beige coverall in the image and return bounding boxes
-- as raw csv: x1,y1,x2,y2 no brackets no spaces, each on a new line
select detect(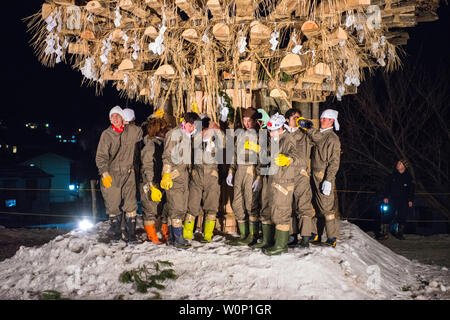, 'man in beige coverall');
226,107,262,246
299,109,341,248
160,112,201,249
184,116,223,243
262,113,302,256
283,108,314,248
96,106,143,244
